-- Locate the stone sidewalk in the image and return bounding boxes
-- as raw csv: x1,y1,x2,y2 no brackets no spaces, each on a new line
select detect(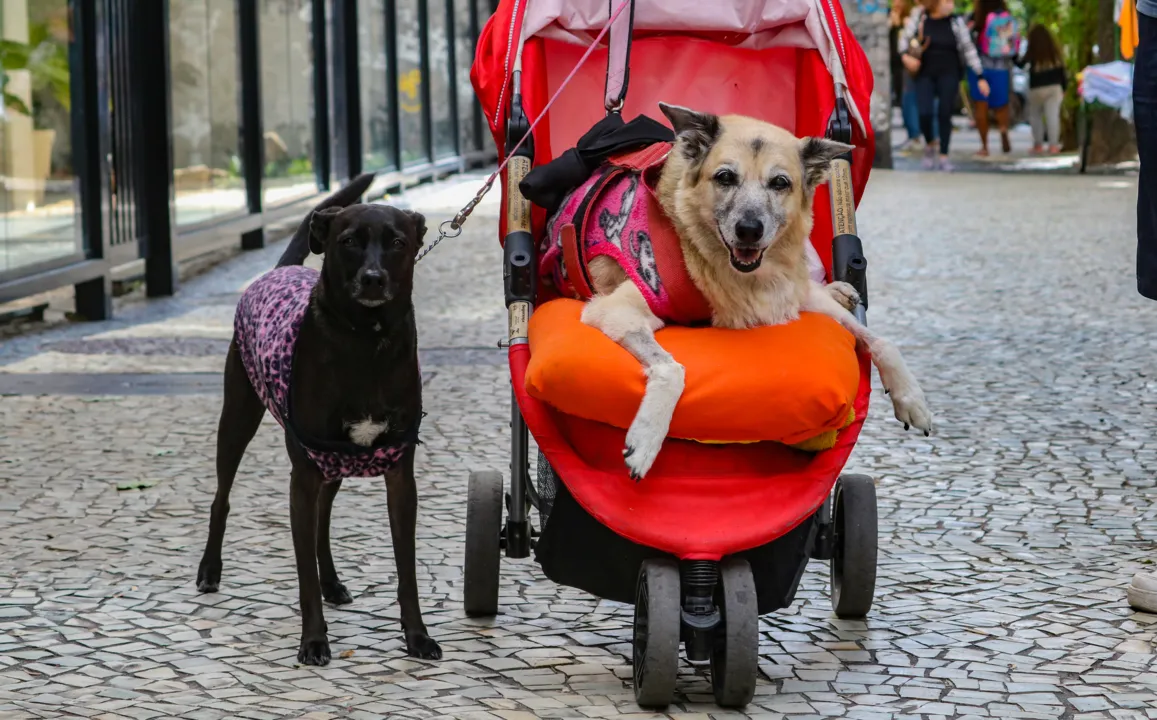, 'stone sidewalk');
1,170,1156,720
